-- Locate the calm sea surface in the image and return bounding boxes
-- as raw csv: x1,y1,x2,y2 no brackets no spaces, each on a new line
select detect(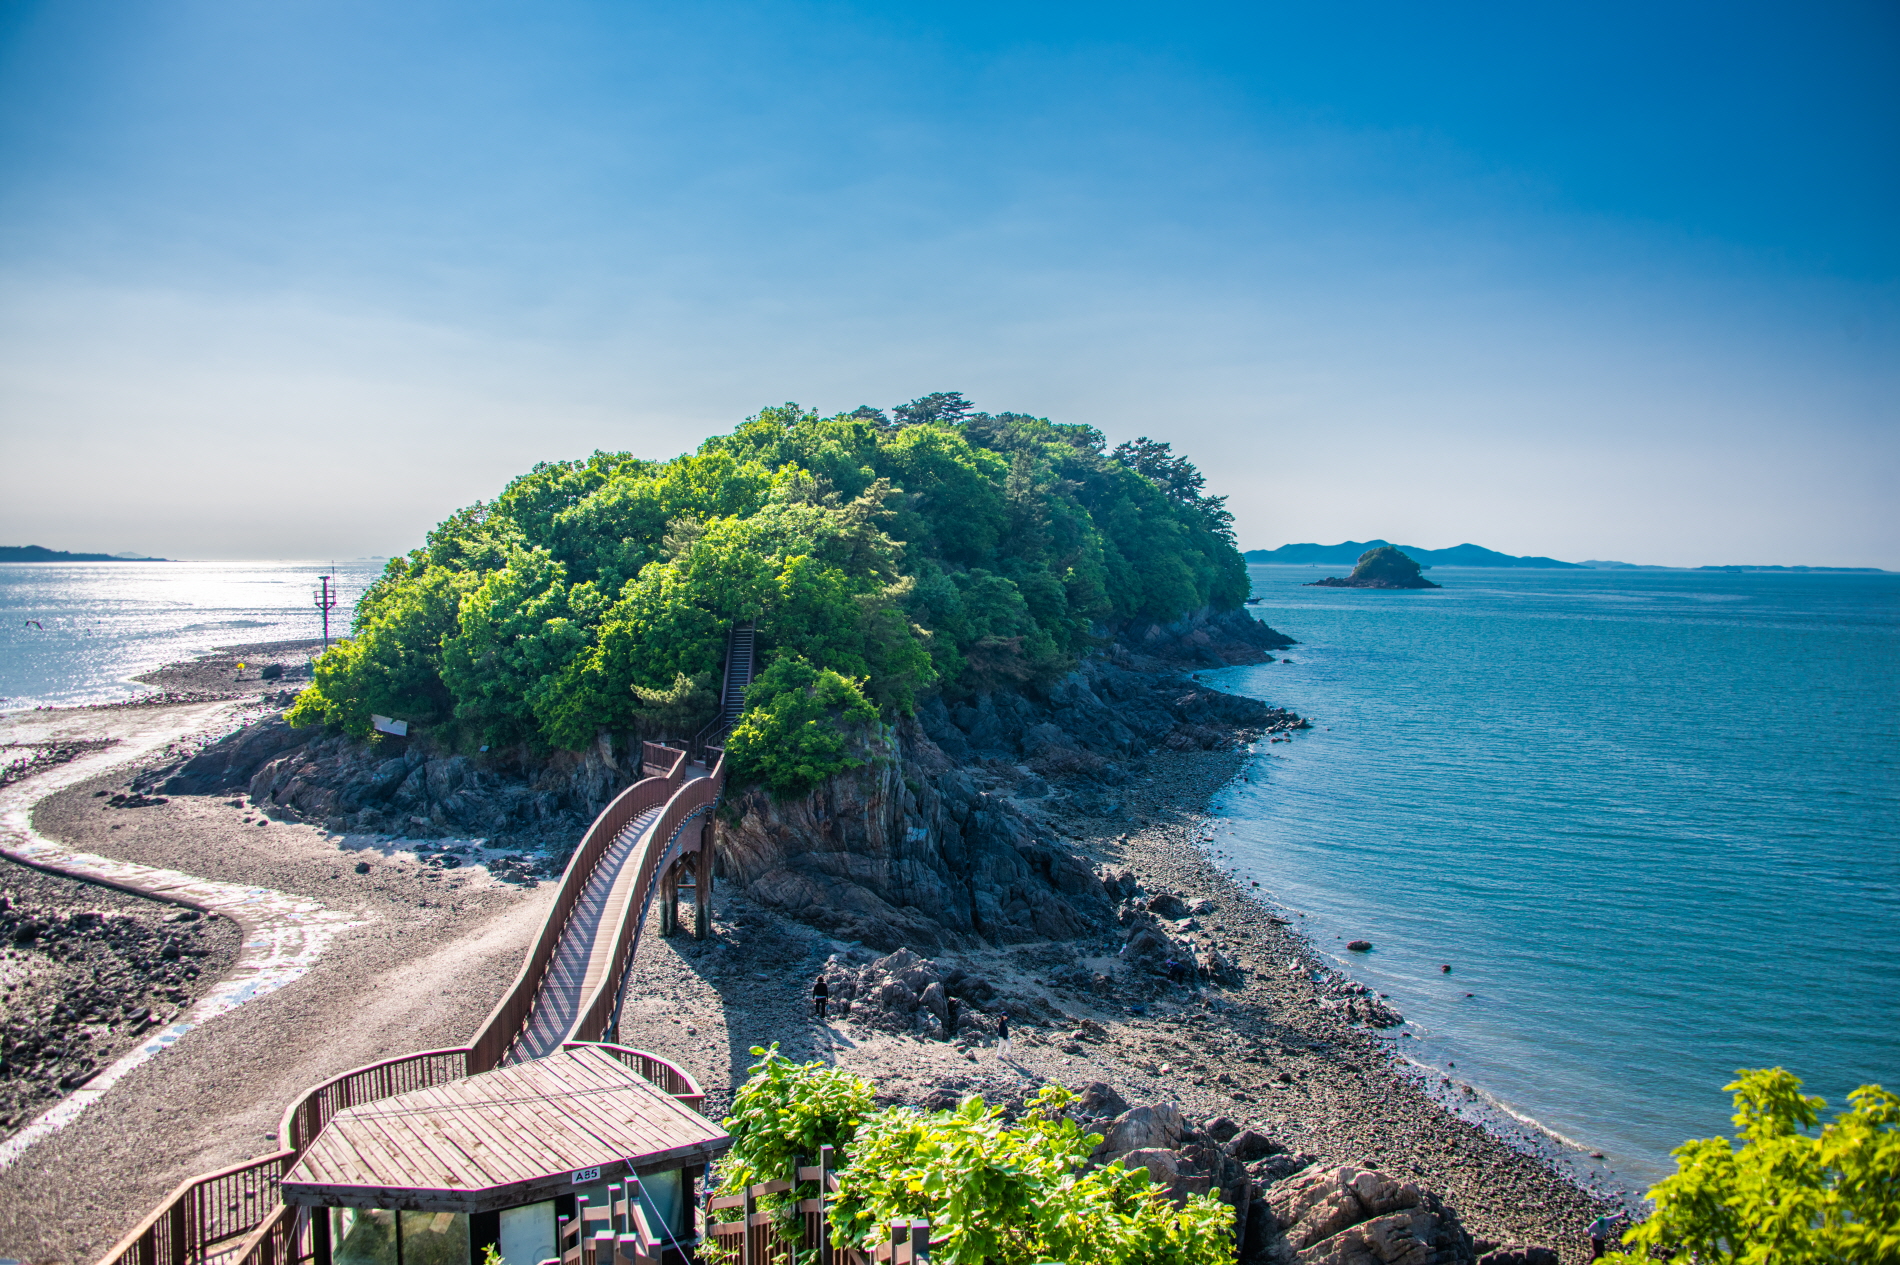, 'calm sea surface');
0,561,380,708
1212,566,1899,1188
